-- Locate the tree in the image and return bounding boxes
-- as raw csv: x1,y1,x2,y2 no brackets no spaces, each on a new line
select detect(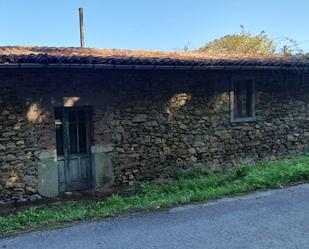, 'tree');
198,30,276,55
195,26,307,56
278,37,304,56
